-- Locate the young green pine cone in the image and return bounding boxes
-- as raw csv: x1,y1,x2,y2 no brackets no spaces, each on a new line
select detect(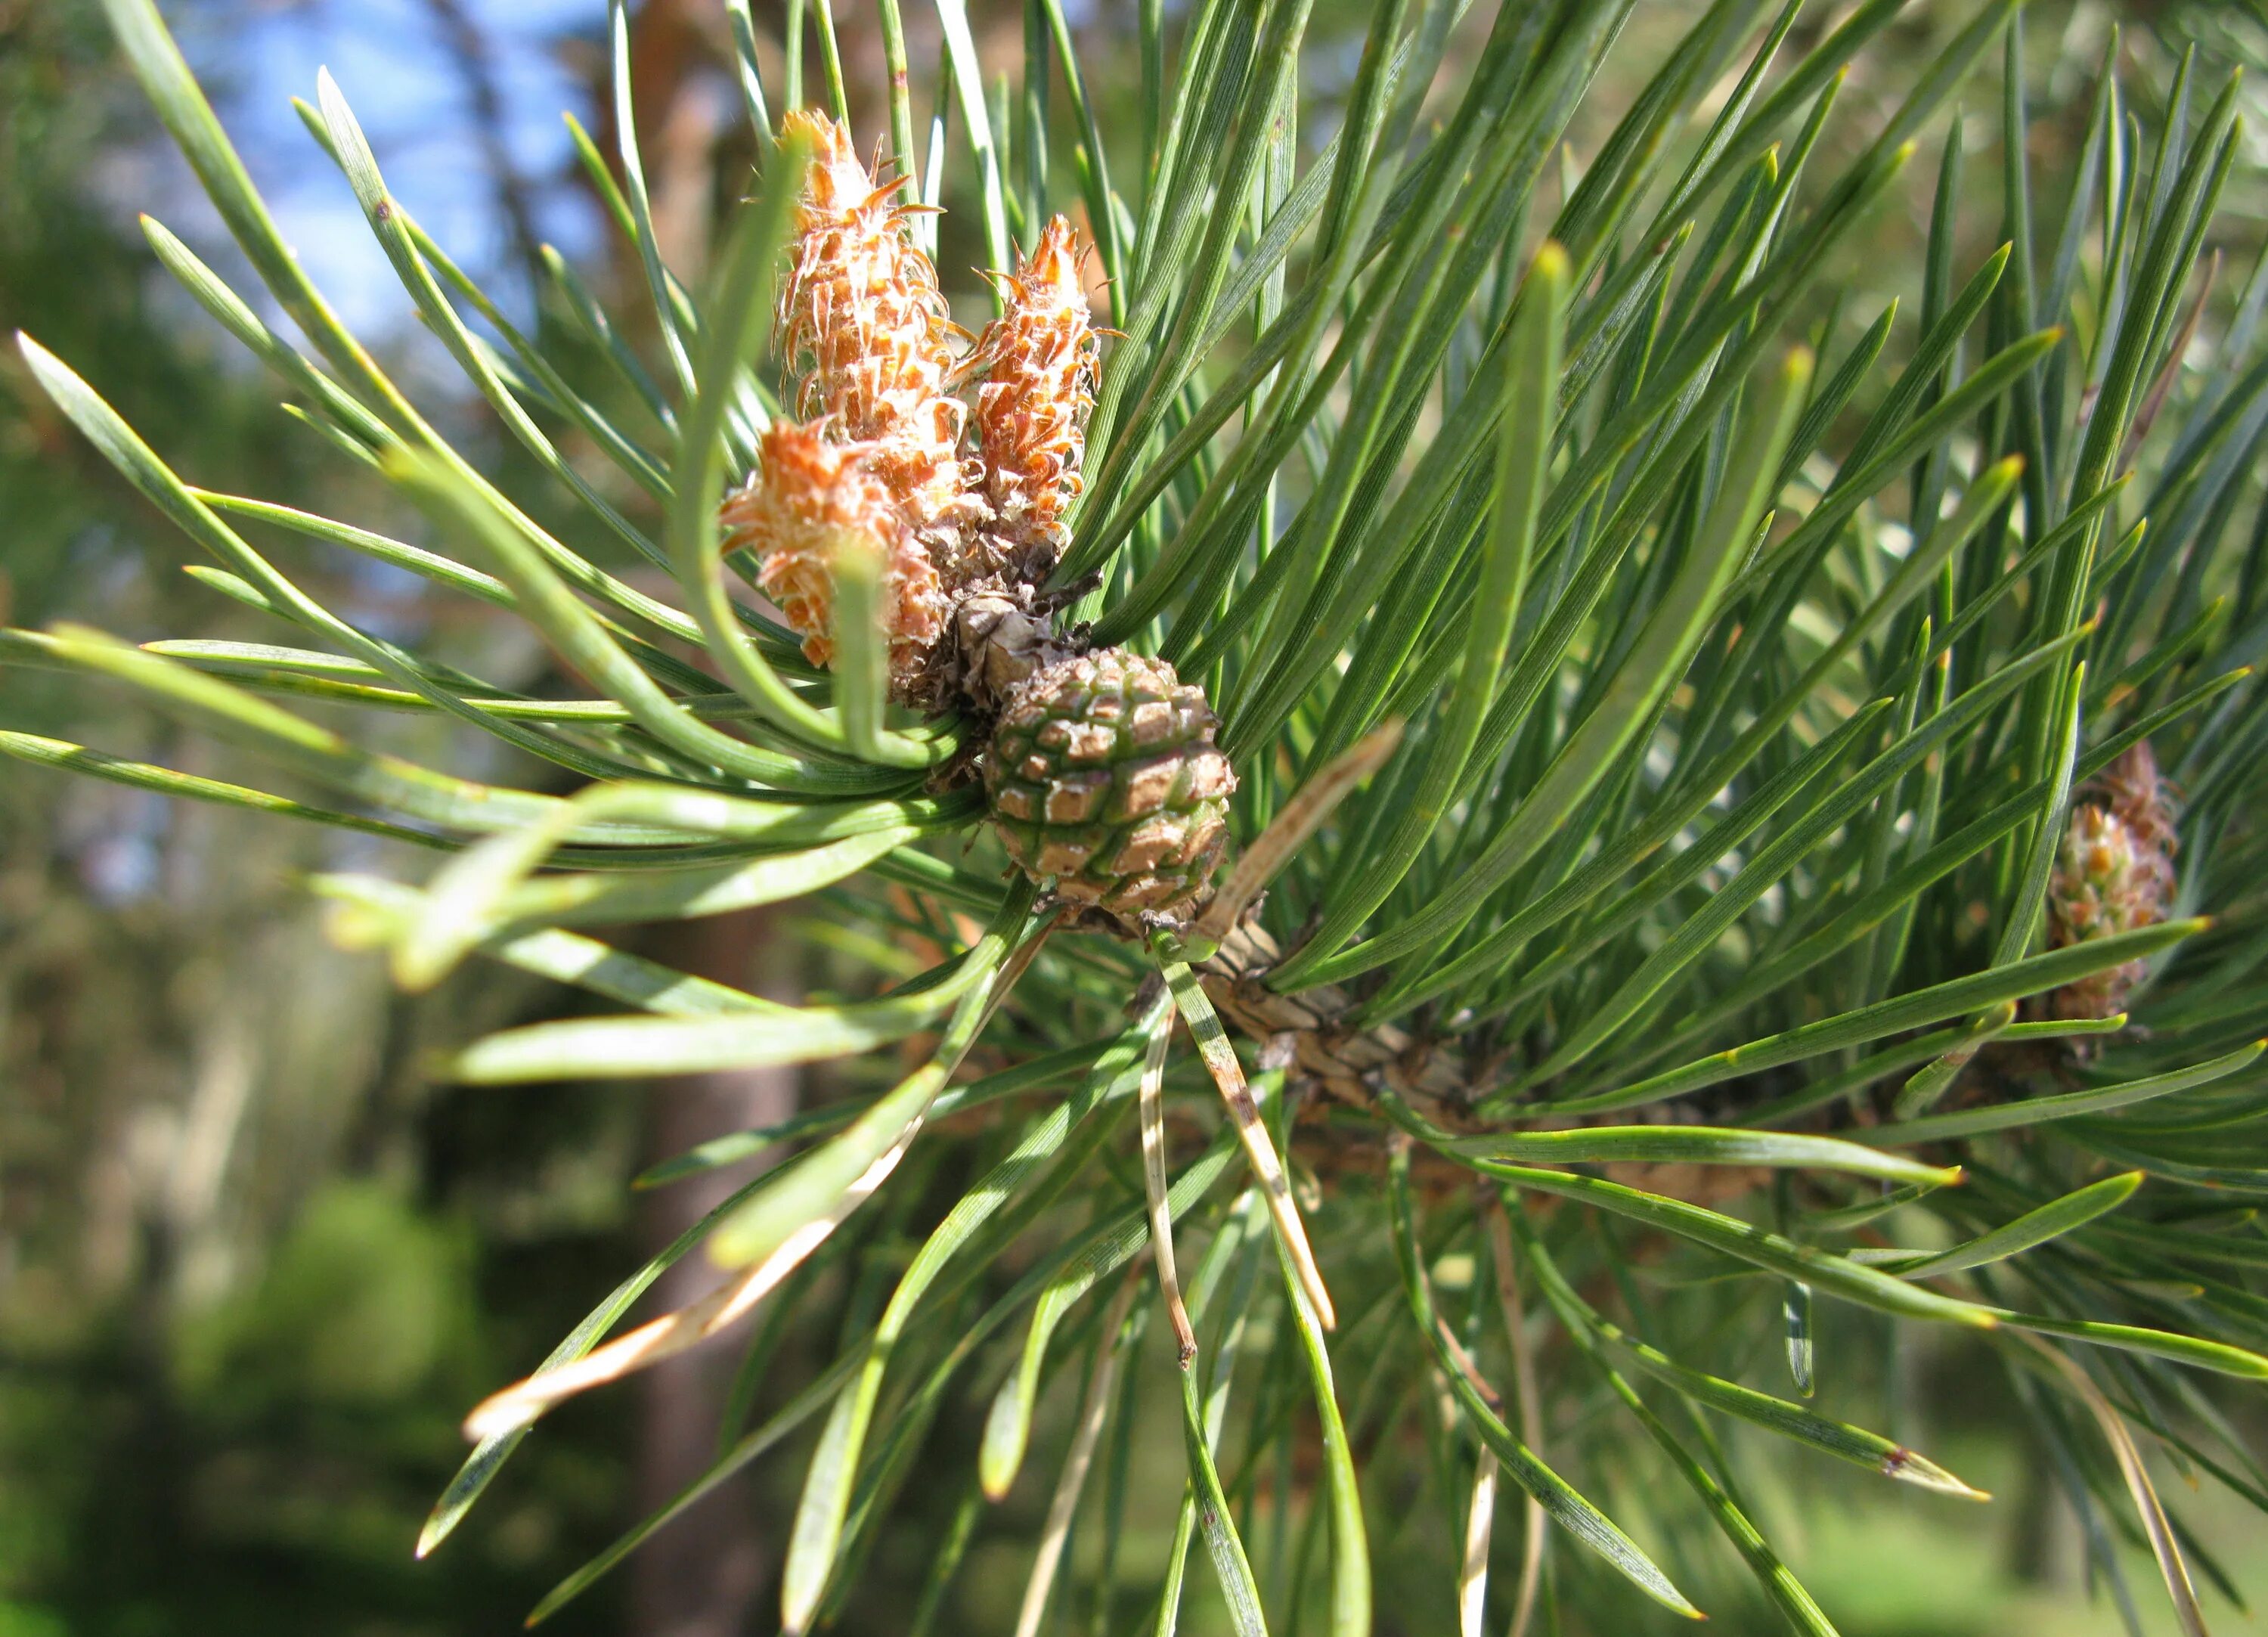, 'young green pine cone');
2046,745,2179,1021
962,216,1097,584
985,647,1235,921
719,420,947,684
